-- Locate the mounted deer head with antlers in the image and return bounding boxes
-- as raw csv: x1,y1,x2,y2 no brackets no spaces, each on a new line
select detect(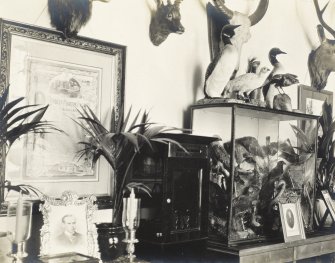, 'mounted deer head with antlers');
150,0,184,46
210,0,269,78
308,0,335,91
48,0,110,38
